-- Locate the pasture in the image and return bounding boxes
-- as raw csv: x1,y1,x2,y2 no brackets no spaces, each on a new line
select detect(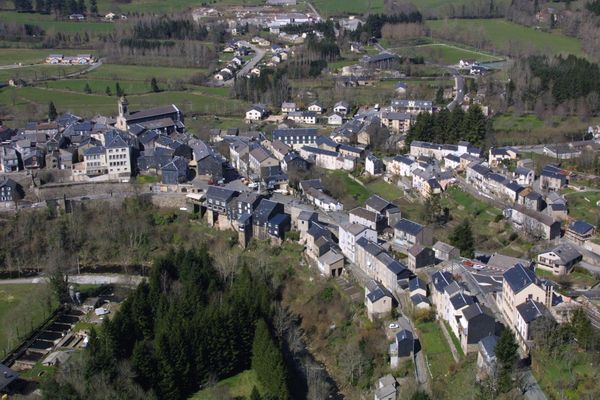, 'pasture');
428,18,584,57
399,43,502,65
